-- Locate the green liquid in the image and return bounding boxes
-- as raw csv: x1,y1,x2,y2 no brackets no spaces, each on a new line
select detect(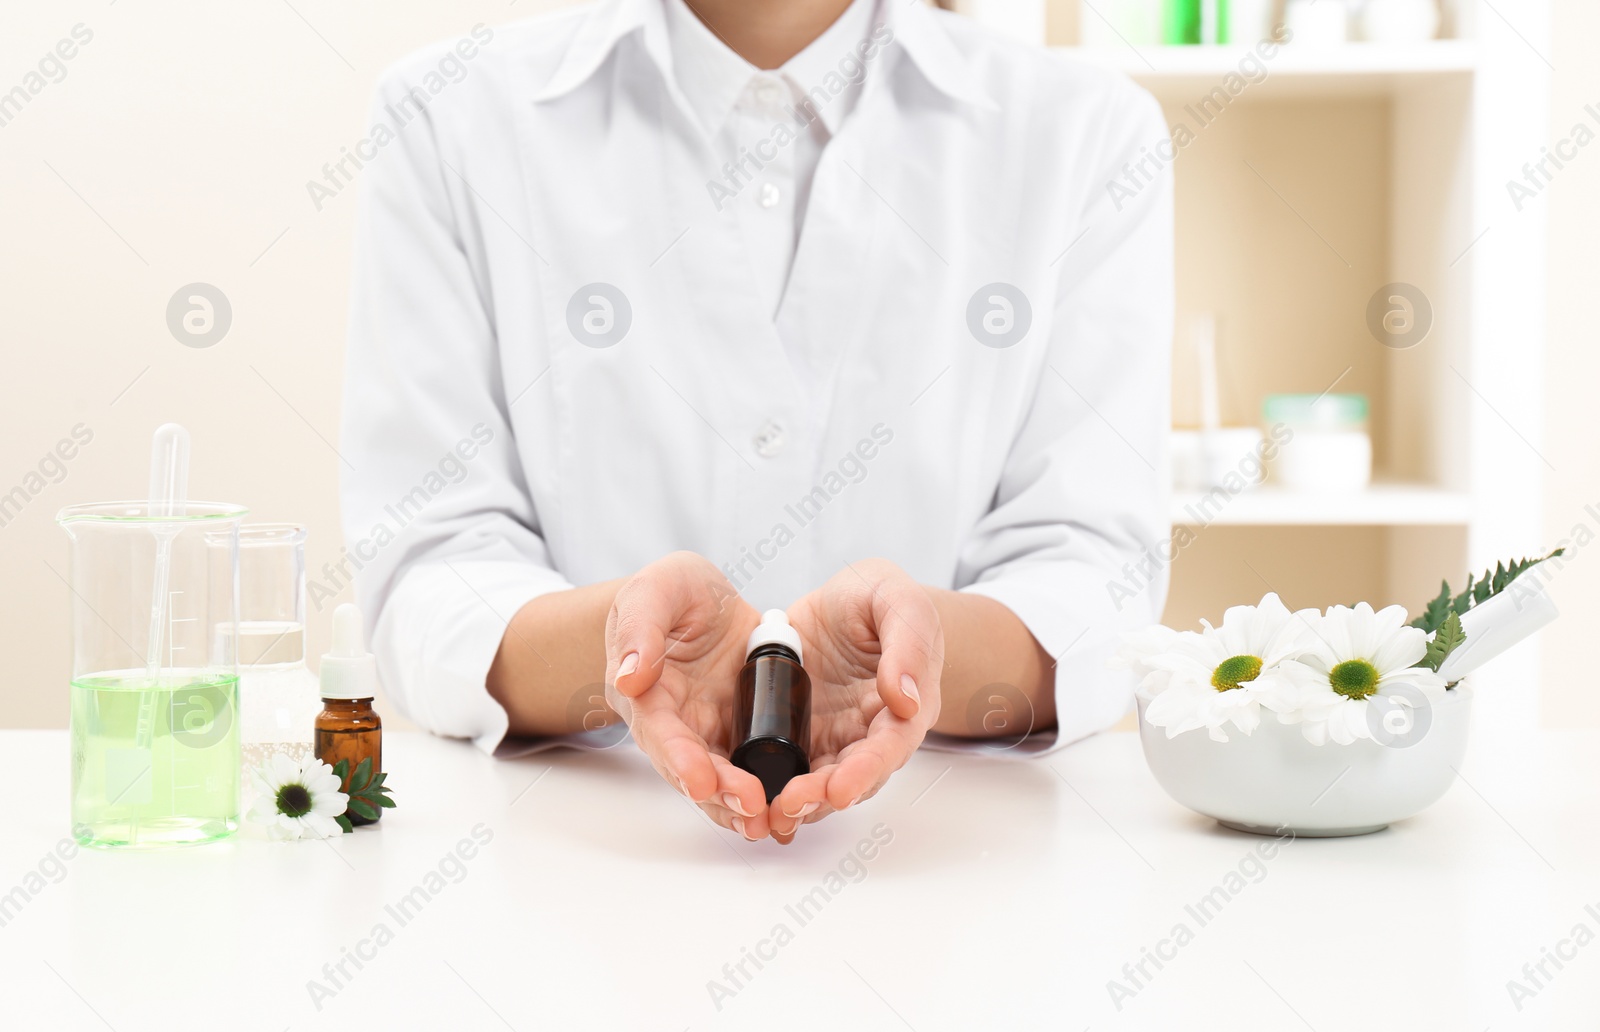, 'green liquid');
70,671,241,848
